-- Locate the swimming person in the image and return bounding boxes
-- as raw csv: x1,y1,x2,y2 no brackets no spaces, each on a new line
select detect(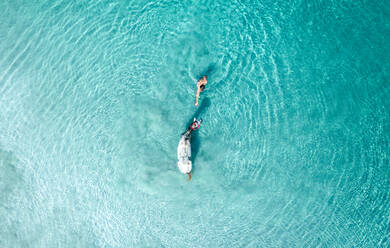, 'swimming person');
177,118,203,181
195,75,207,106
